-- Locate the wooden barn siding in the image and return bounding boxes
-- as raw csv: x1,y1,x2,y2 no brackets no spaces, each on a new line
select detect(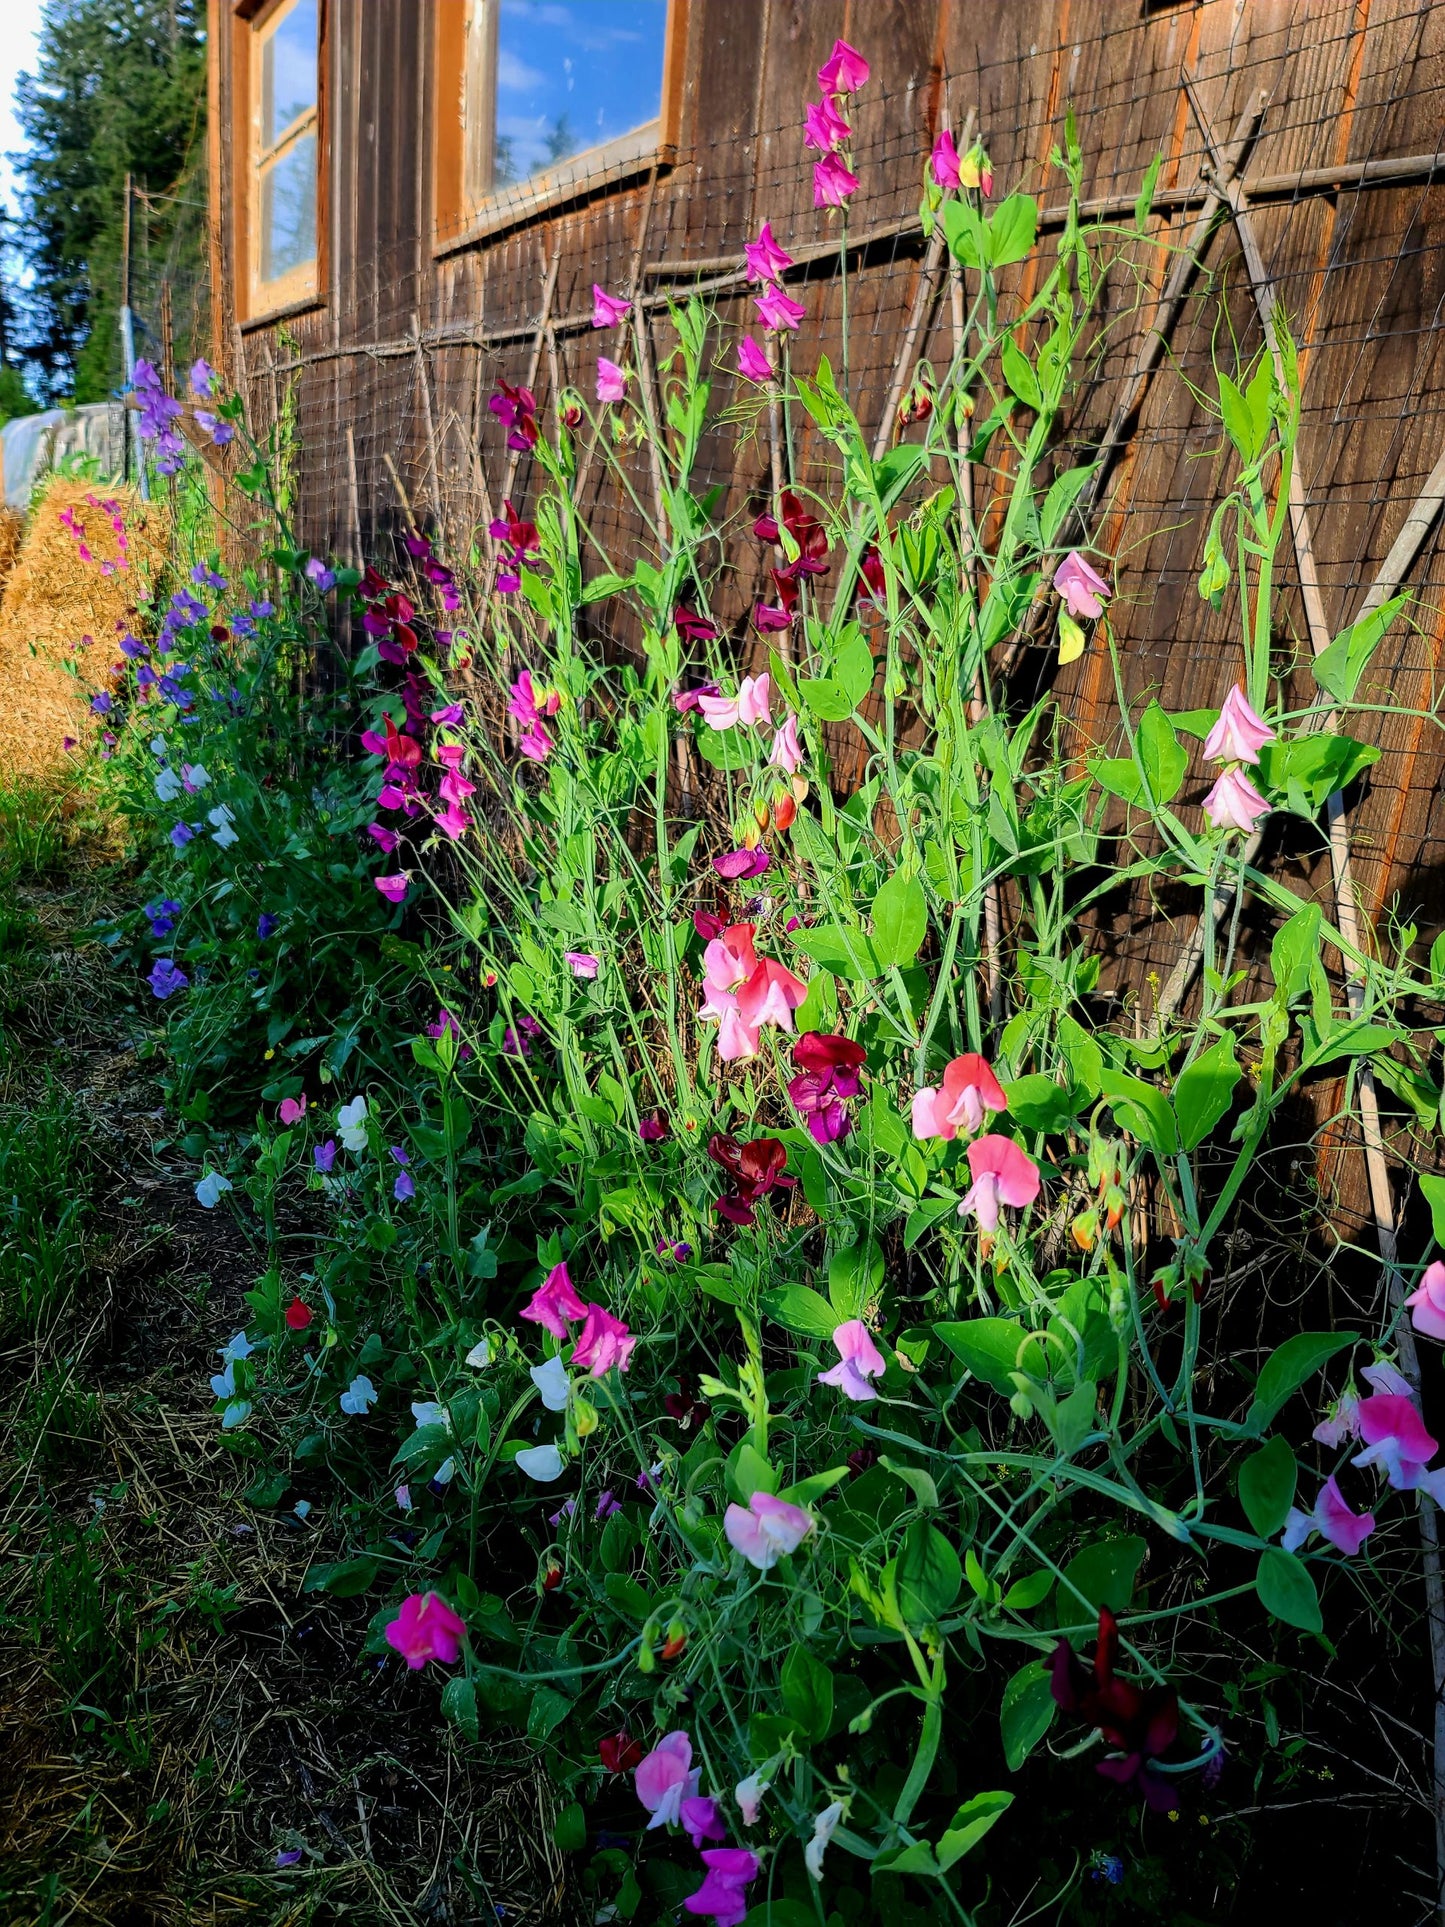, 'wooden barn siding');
211,0,1445,1220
